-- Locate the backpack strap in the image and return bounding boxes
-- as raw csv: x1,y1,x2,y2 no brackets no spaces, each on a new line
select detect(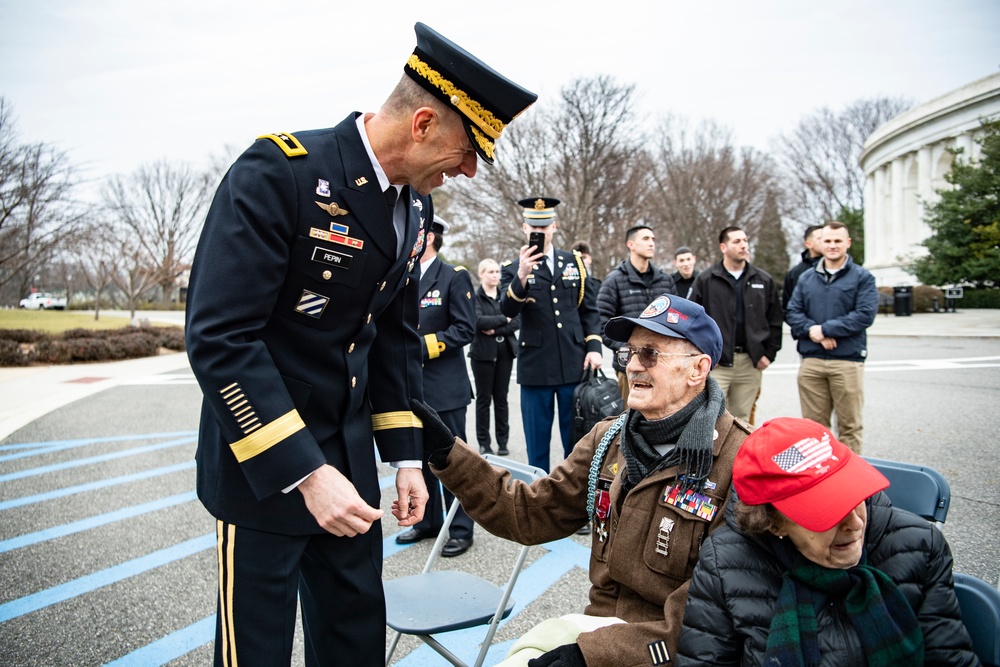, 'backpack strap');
587,412,628,521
